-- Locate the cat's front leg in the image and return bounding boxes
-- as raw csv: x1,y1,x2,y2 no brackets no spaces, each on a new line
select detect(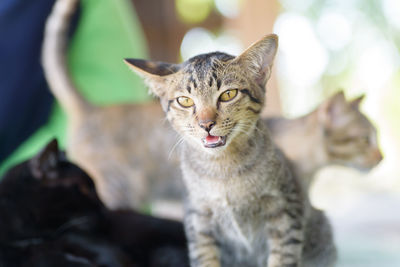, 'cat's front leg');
265,202,304,267
184,205,221,267
266,225,303,267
